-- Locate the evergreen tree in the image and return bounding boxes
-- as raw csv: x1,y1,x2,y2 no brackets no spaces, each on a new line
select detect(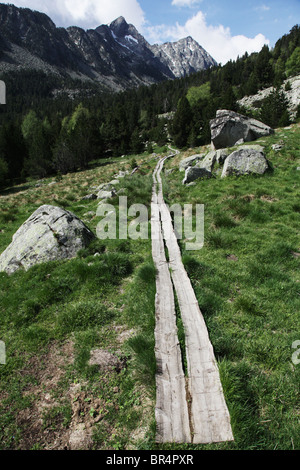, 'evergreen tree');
0,157,8,188
0,122,27,179
170,96,193,148
260,90,291,128
255,45,274,88
52,128,75,174
286,47,300,77
130,127,144,154
22,111,53,177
